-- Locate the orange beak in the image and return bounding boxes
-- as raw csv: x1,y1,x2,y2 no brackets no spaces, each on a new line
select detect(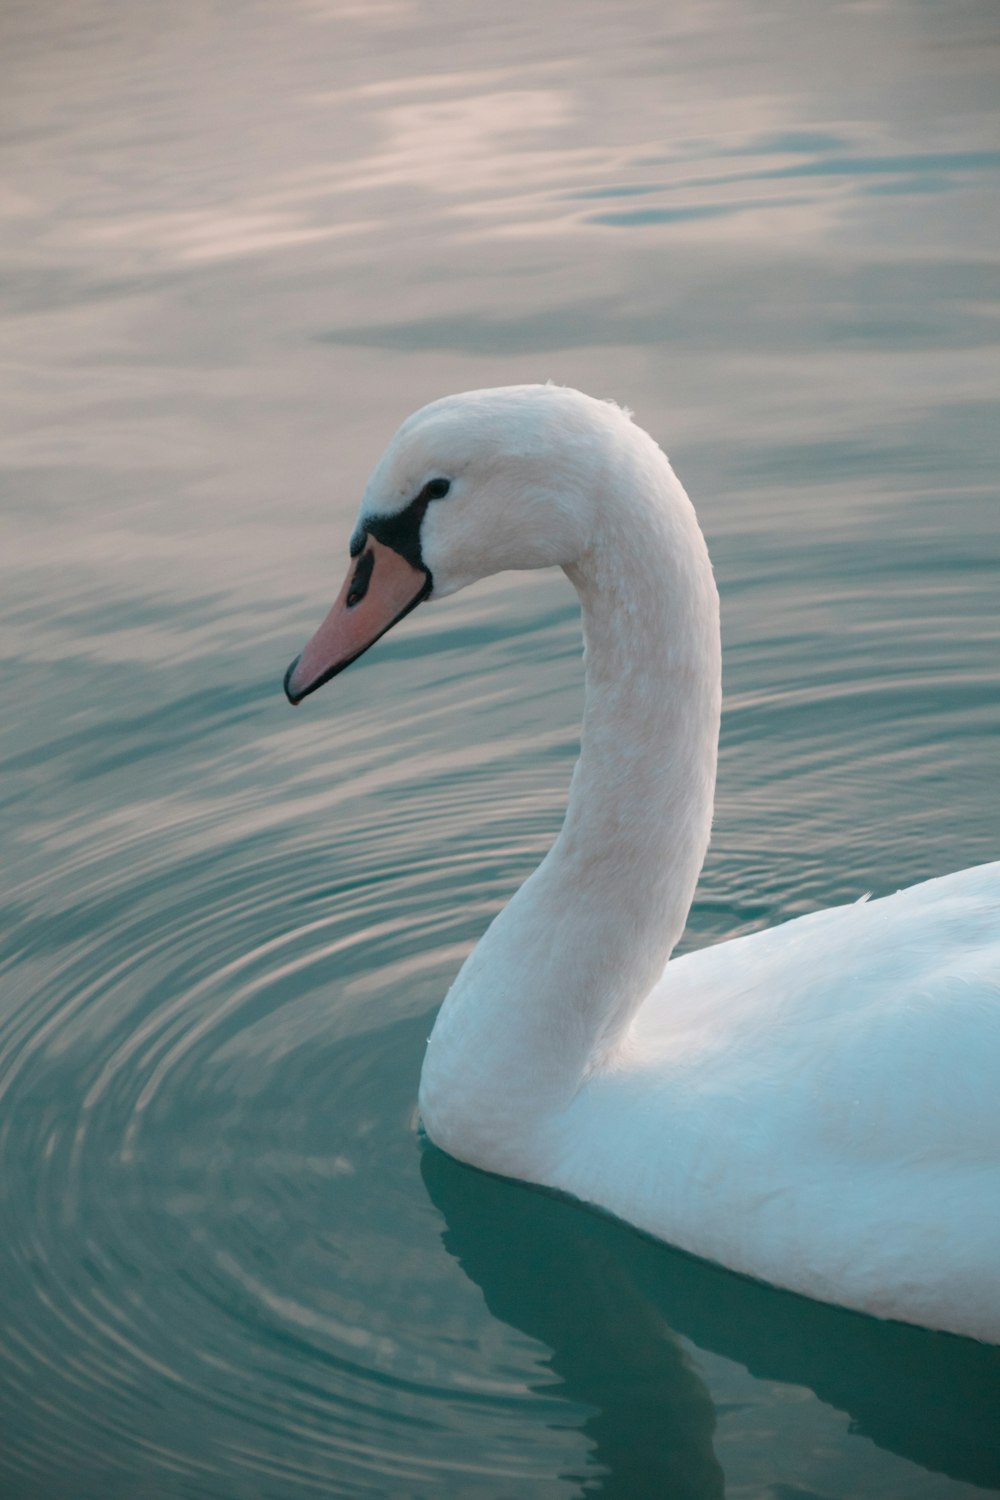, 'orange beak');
284,536,431,704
